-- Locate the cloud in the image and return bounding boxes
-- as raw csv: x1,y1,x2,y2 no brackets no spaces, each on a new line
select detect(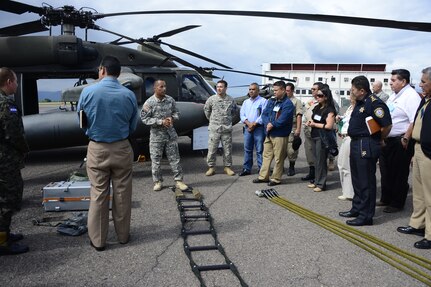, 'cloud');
2,0,431,94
